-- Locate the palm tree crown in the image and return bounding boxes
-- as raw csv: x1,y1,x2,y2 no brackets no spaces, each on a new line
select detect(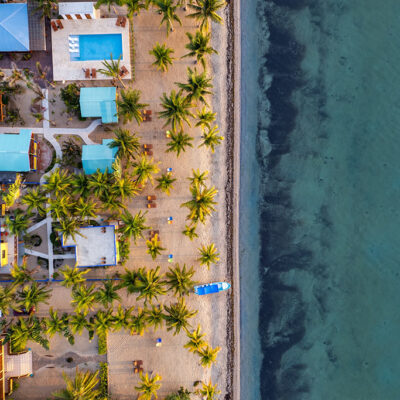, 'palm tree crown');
124,0,146,17
117,89,149,125
159,90,194,131
155,173,176,195
188,0,225,31
166,130,194,157
132,155,160,186
135,372,162,400
154,0,182,35
165,264,197,297
198,243,220,268
184,324,206,352
195,106,216,129
134,266,167,304
59,266,89,288
108,128,141,161
196,344,221,368
182,30,218,70
200,125,224,152
5,208,31,236
120,210,150,242
98,54,126,87
176,68,213,105
17,282,51,312
149,42,175,72
164,298,197,335
21,187,47,216
196,380,220,400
